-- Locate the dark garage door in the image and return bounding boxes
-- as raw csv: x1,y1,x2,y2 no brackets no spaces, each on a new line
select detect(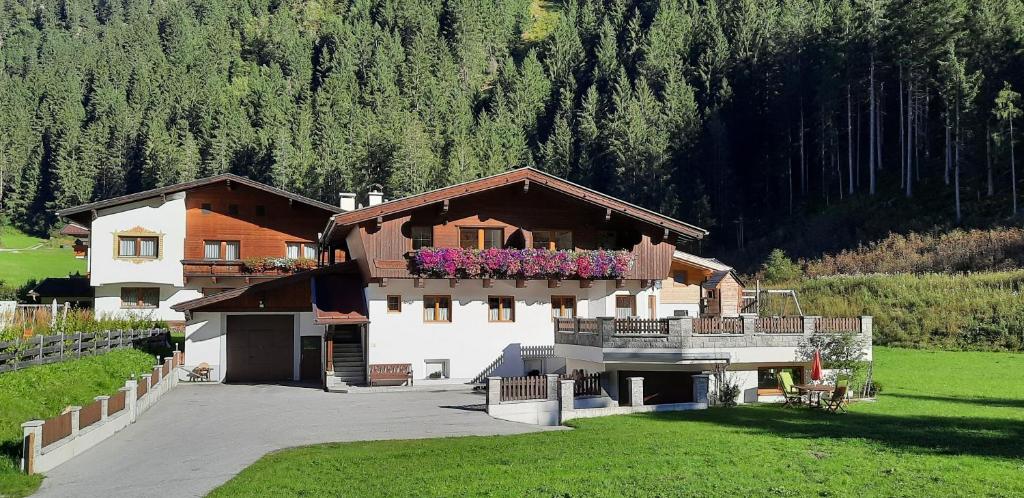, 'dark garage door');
226,315,294,382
